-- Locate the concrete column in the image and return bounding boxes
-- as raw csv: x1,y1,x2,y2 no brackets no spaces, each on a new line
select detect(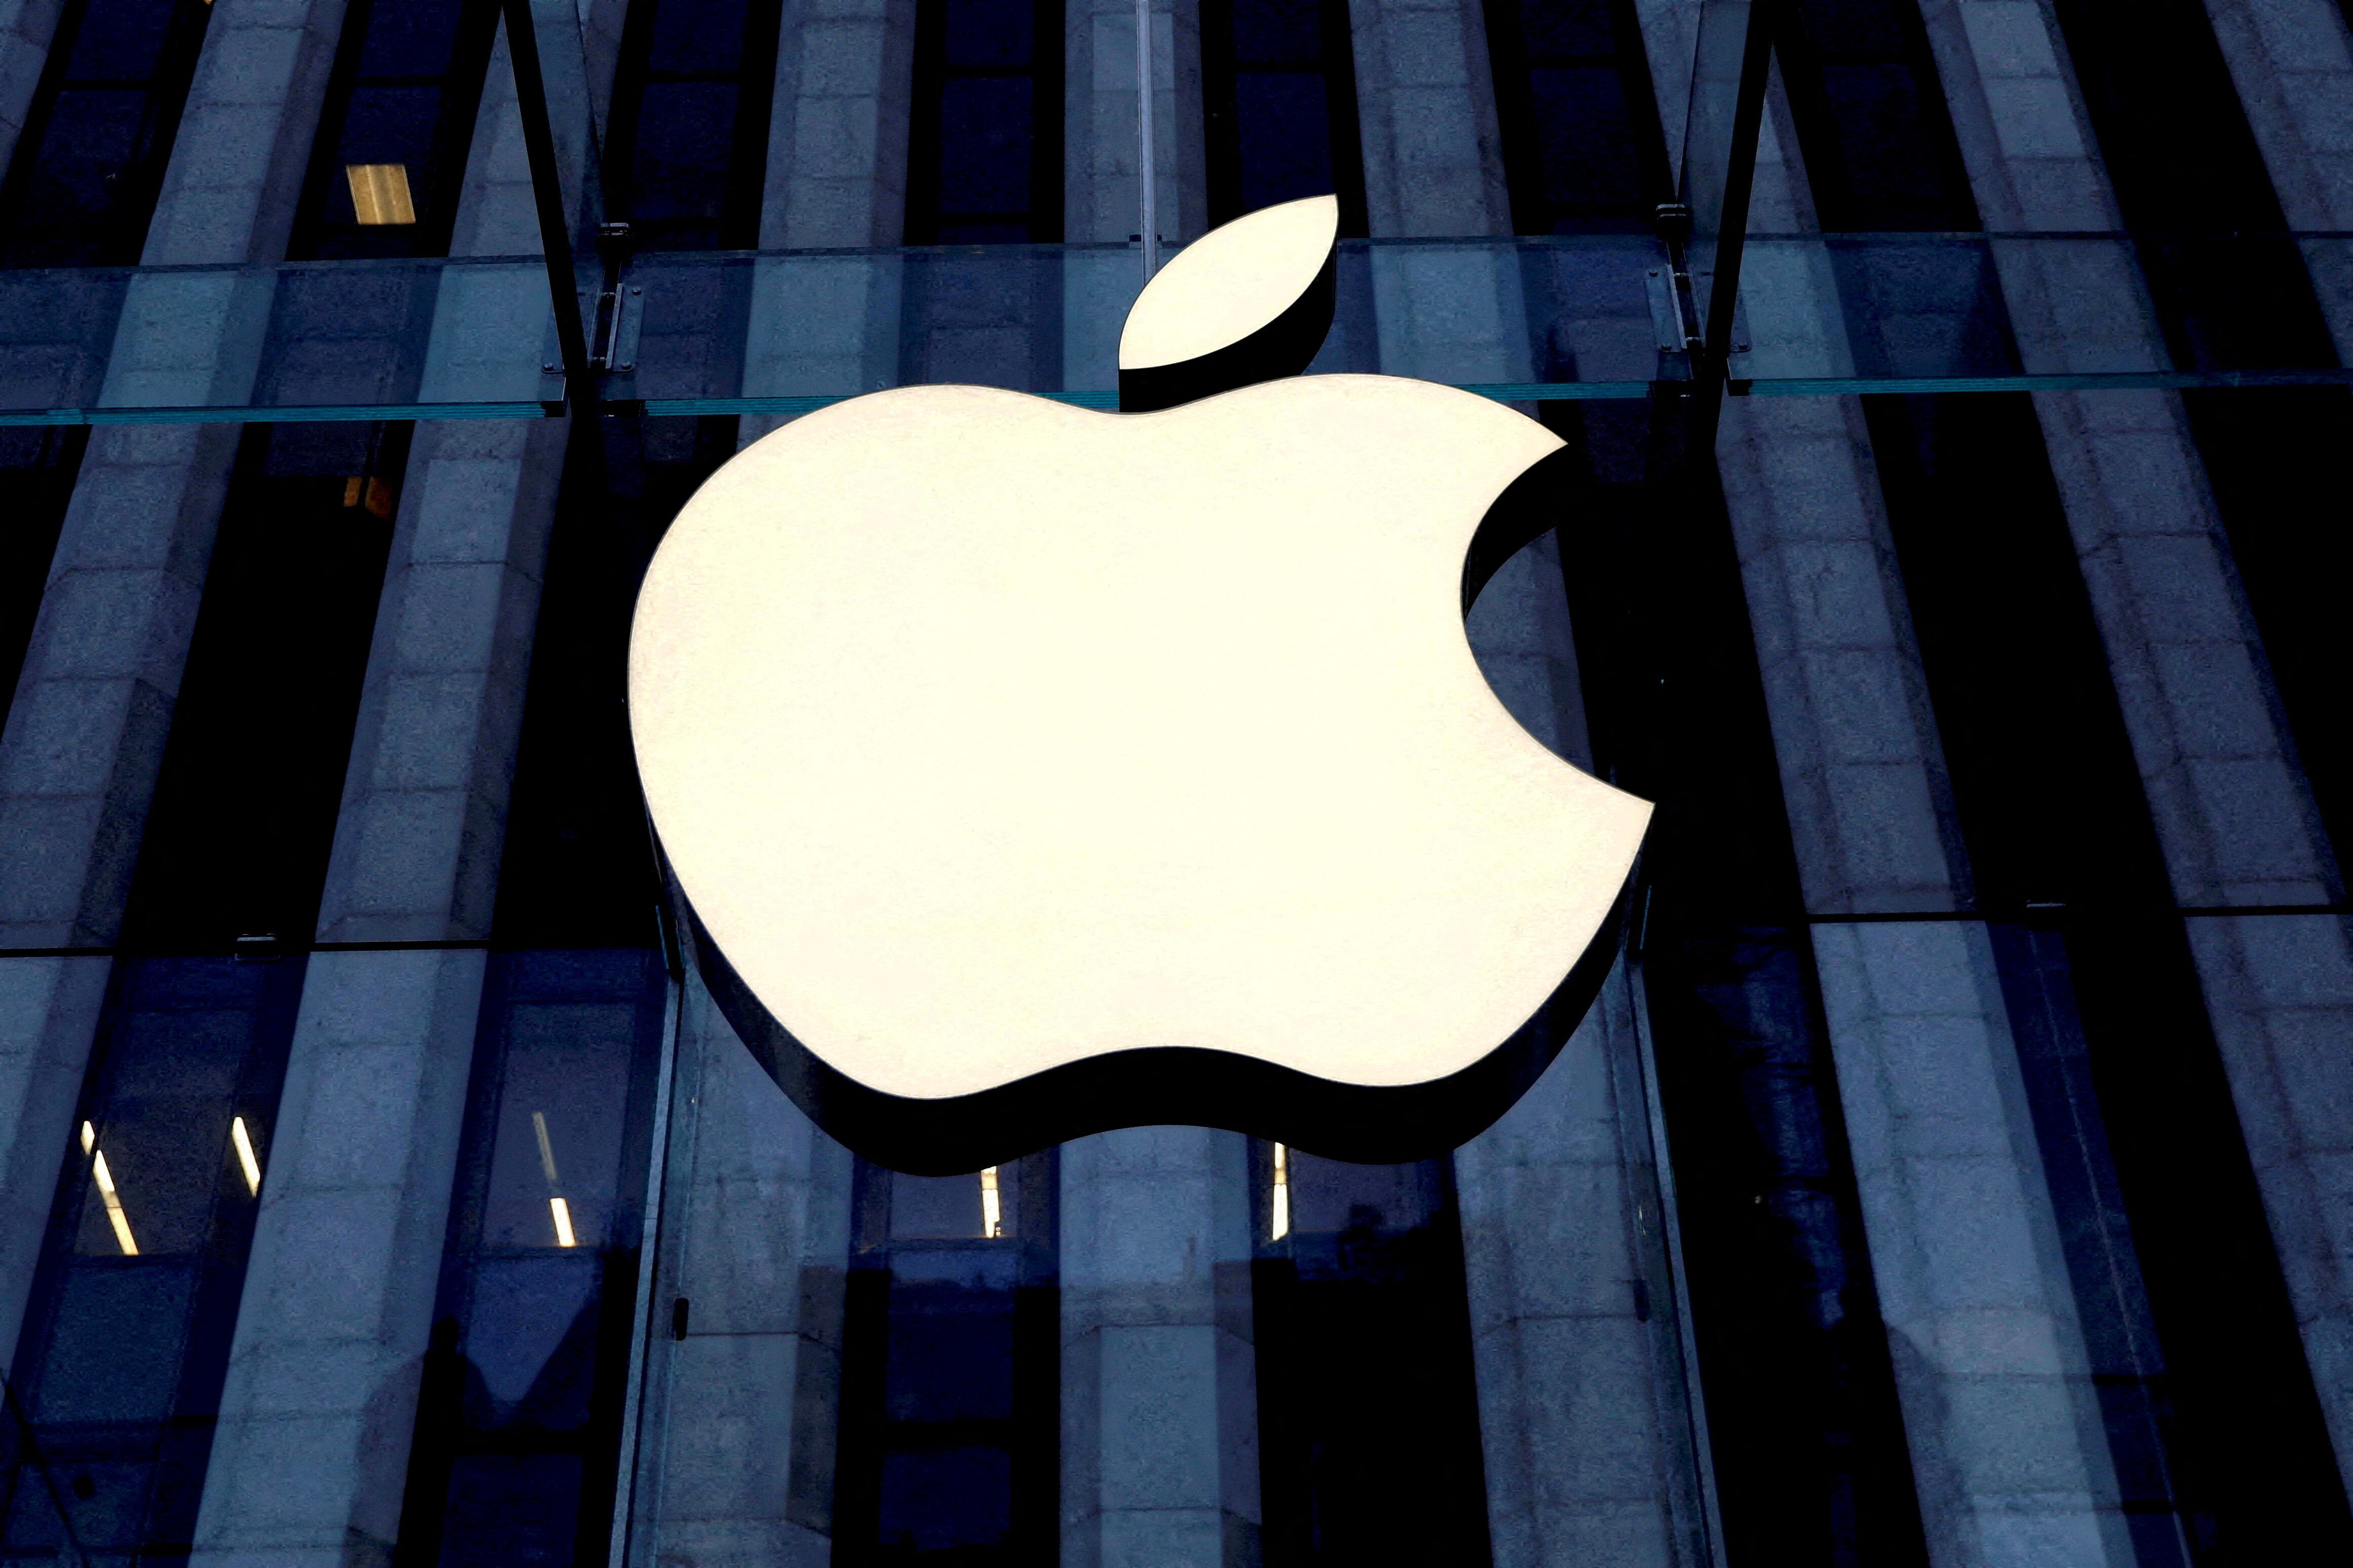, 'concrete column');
187,14,582,1562
2197,0,2353,357
1916,0,2353,1489
1346,0,1511,237
0,0,64,176
1066,0,1207,245
623,975,853,1568
0,0,346,1396
1060,1127,1258,1568
761,0,917,248
1455,957,1709,1568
